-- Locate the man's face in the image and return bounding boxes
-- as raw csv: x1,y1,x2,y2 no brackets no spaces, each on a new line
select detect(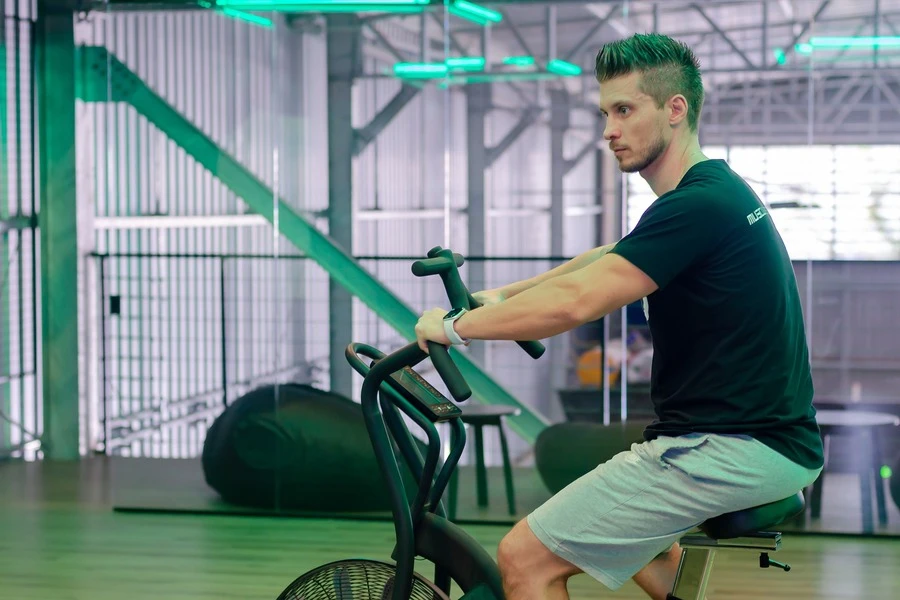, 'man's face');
599,72,670,173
